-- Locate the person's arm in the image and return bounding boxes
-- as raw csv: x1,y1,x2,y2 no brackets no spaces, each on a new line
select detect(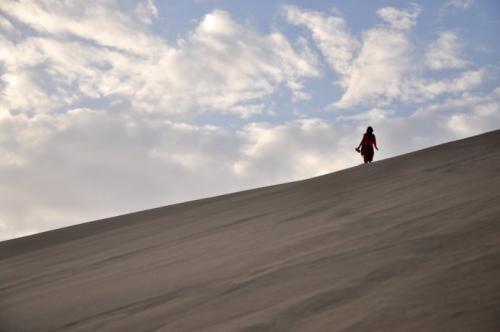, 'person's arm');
374,135,378,150
357,135,364,149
